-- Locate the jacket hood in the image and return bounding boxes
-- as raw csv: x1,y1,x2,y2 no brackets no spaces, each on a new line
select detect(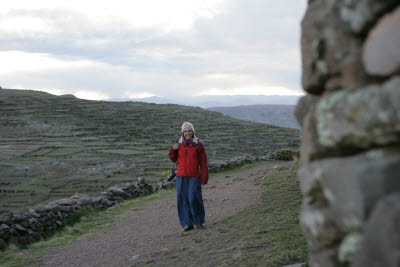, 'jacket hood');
178,136,198,144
